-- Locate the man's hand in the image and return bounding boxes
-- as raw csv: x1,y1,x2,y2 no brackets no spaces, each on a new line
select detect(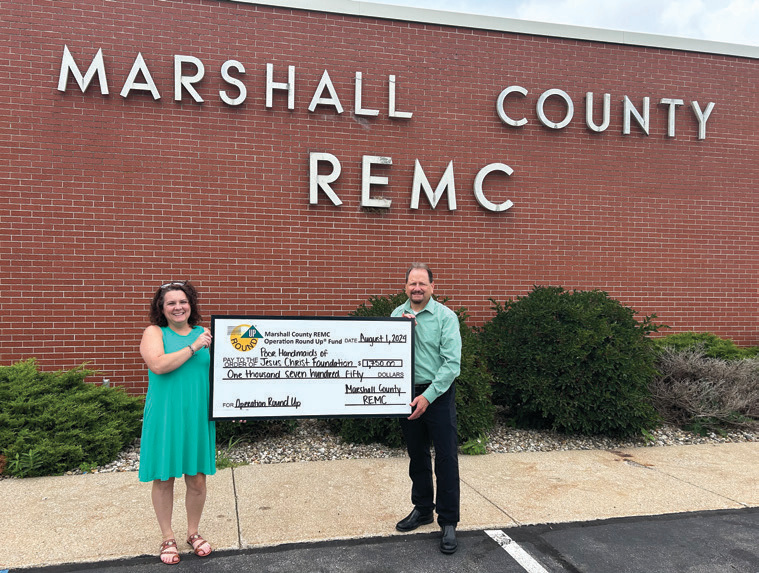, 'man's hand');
401,312,417,324
407,394,430,420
